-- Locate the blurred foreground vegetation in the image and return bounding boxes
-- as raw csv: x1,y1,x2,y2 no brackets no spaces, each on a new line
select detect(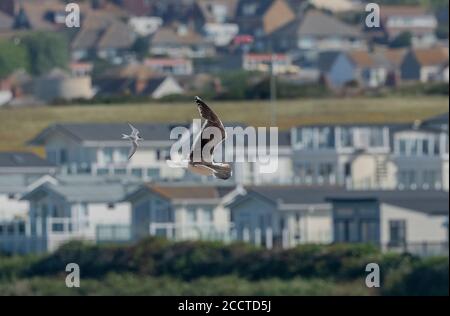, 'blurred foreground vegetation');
0,238,448,296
